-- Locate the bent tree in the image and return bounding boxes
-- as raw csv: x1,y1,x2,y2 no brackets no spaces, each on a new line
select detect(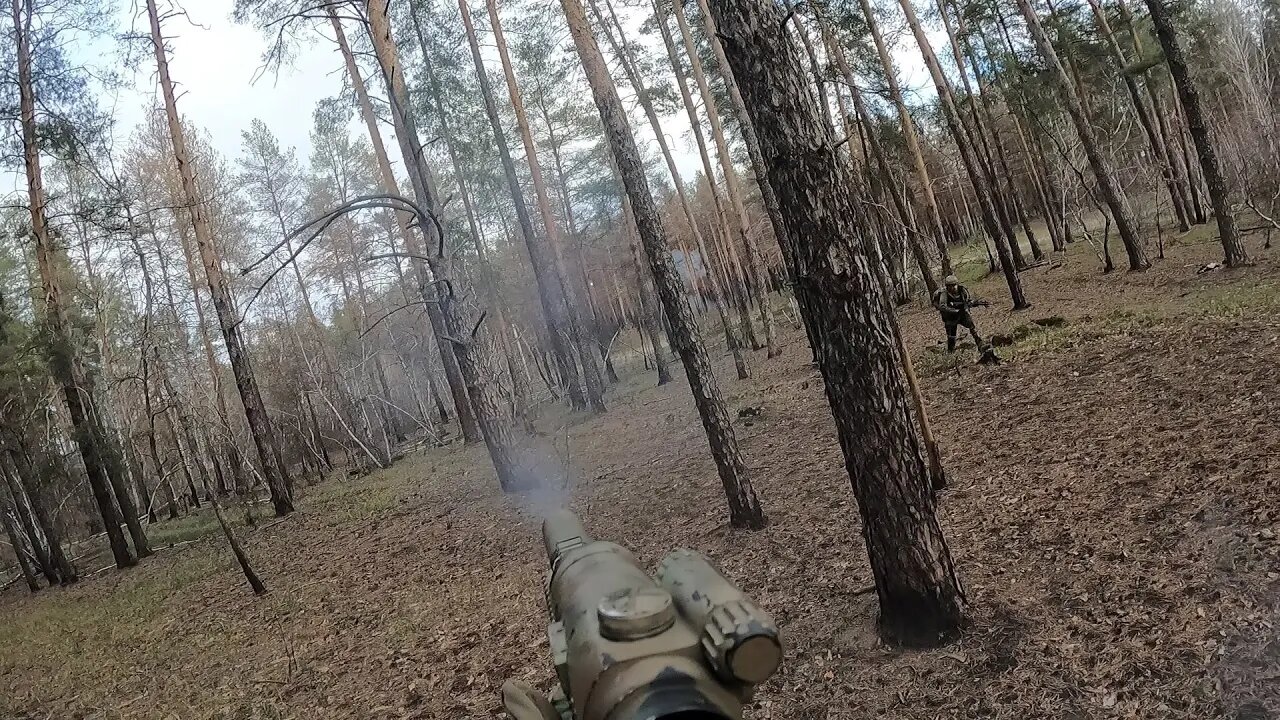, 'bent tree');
708,0,965,644
559,0,766,529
